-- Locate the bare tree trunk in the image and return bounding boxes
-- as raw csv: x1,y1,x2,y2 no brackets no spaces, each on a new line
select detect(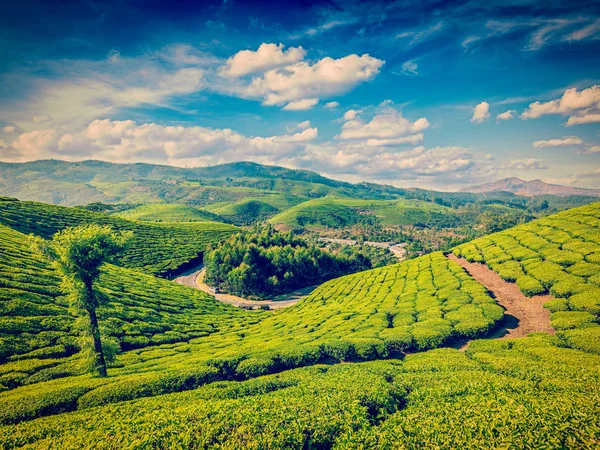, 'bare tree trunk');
85,283,107,377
